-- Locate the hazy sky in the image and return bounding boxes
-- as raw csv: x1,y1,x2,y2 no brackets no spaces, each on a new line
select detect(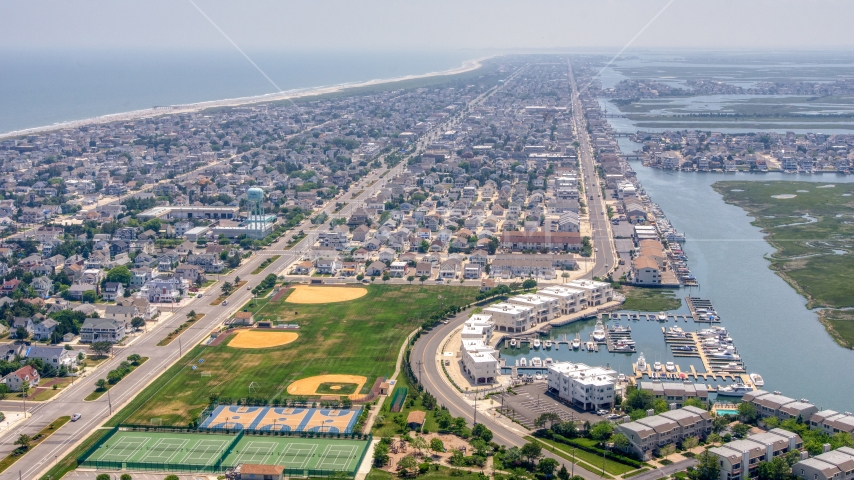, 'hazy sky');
2,0,853,52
